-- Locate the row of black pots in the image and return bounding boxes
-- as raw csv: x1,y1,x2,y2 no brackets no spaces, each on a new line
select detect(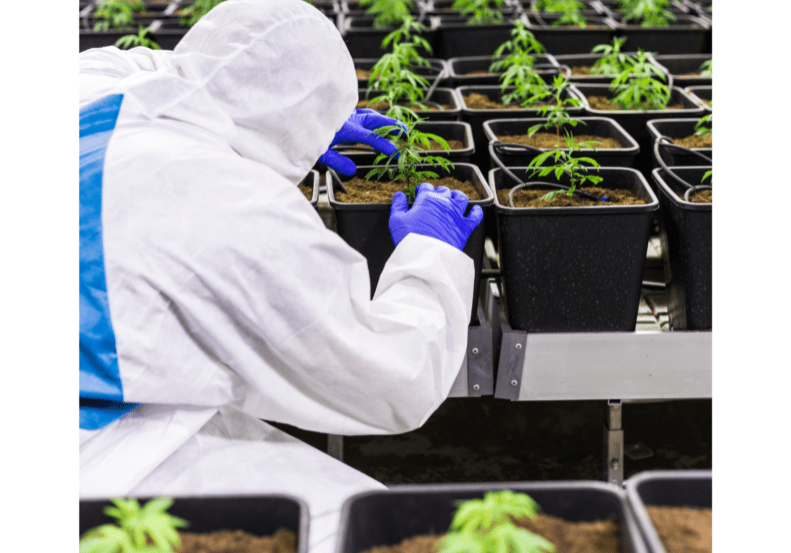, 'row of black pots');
79,471,711,553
